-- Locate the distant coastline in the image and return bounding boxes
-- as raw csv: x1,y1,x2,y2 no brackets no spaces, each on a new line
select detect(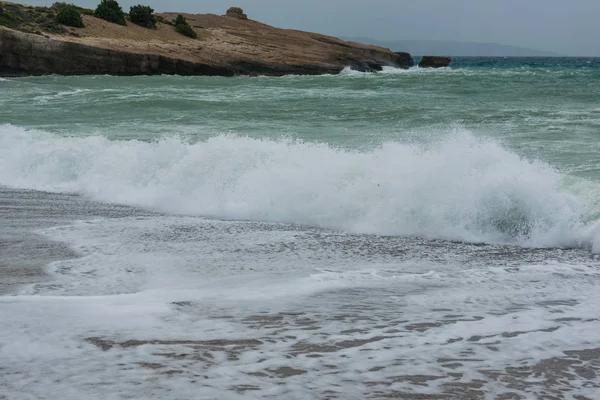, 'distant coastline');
342,37,562,57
